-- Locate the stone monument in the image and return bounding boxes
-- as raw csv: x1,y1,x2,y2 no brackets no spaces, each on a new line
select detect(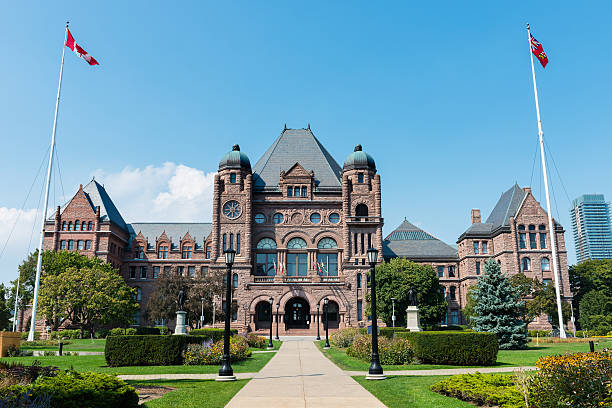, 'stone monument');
174,289,187,335
405,288,422,332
